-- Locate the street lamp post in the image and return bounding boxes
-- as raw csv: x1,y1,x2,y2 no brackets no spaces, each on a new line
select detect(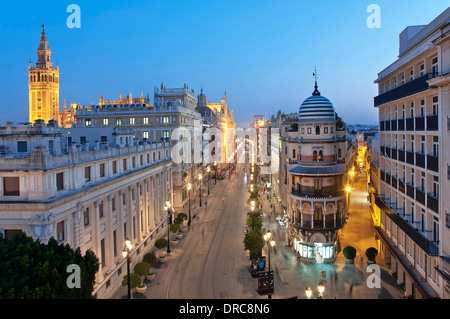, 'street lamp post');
188,183,192,226
122,238,133,299
199,174,202,207
263,231,275,299
165,202,172,254
214,161,217,185
207,167,210,195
